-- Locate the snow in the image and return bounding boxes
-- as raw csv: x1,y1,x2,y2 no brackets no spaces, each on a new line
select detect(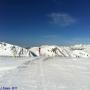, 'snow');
30,47,40,56
0,42,34,57
0,42,90,89
30,45,90,58
72,50,88,58
0,42,28,56
0,57,90,90
39,45,89,58
0,42,90,58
